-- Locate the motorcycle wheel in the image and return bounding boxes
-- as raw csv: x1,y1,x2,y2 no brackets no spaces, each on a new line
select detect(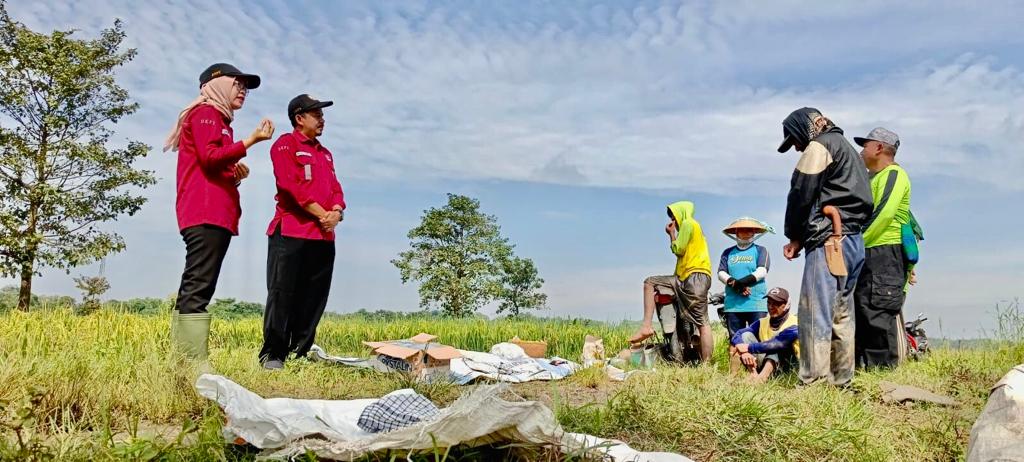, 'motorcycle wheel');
917,335,929,354
666,331,685,364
